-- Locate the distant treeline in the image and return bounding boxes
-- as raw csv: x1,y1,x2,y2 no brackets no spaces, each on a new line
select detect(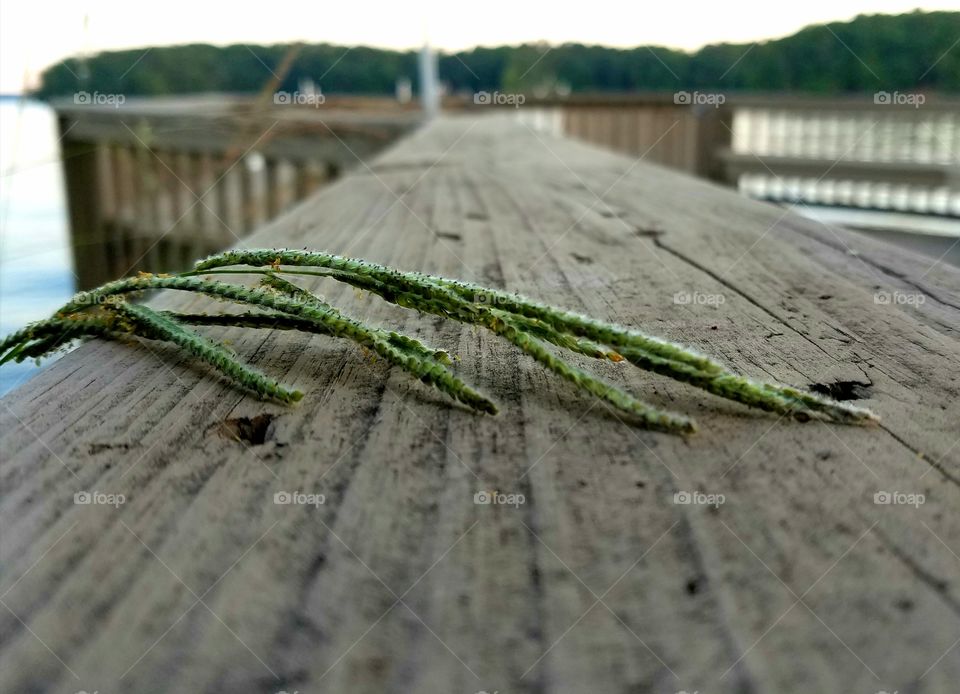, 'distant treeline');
34,11,960,98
